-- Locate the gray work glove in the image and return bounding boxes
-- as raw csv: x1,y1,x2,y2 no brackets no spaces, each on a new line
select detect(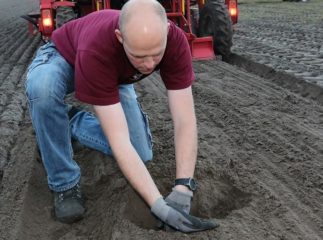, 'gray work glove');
151,197,218,233
156,188,193,230
165,188,193,214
